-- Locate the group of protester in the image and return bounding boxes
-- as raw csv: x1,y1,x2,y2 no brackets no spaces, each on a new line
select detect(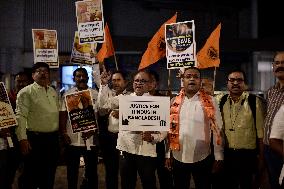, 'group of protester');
0,51,283,189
